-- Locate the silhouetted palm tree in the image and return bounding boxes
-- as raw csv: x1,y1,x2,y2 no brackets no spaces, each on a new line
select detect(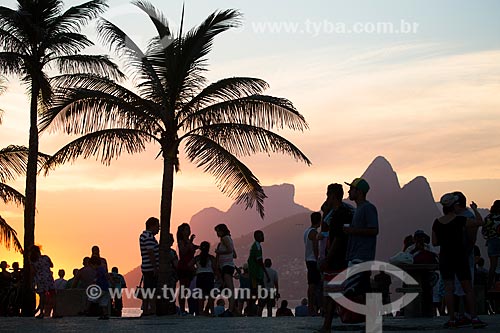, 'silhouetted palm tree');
40,1,310,313
0,0,123,314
